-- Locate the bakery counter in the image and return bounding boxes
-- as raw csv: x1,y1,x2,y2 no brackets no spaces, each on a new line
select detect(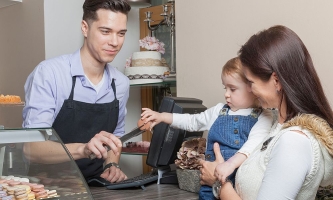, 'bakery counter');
90,183,199,200
0,128,93,199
